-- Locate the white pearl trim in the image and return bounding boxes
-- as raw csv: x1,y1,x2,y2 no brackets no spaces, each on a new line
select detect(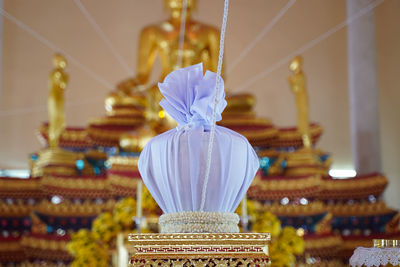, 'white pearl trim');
159,211,240,233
